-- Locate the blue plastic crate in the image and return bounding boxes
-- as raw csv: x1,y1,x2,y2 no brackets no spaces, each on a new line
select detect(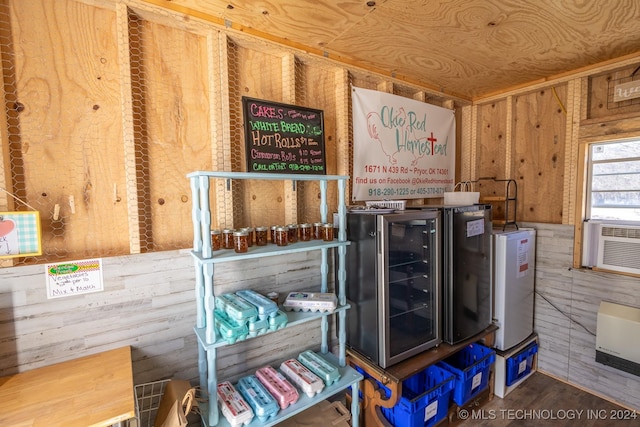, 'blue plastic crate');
352,364,454,427
437,342,496,406
380,365,455,427
505,342,538,386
